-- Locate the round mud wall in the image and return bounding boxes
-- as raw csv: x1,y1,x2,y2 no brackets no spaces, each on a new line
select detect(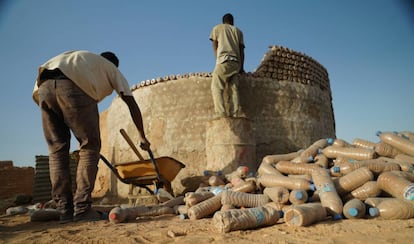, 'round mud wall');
98,45,335,196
